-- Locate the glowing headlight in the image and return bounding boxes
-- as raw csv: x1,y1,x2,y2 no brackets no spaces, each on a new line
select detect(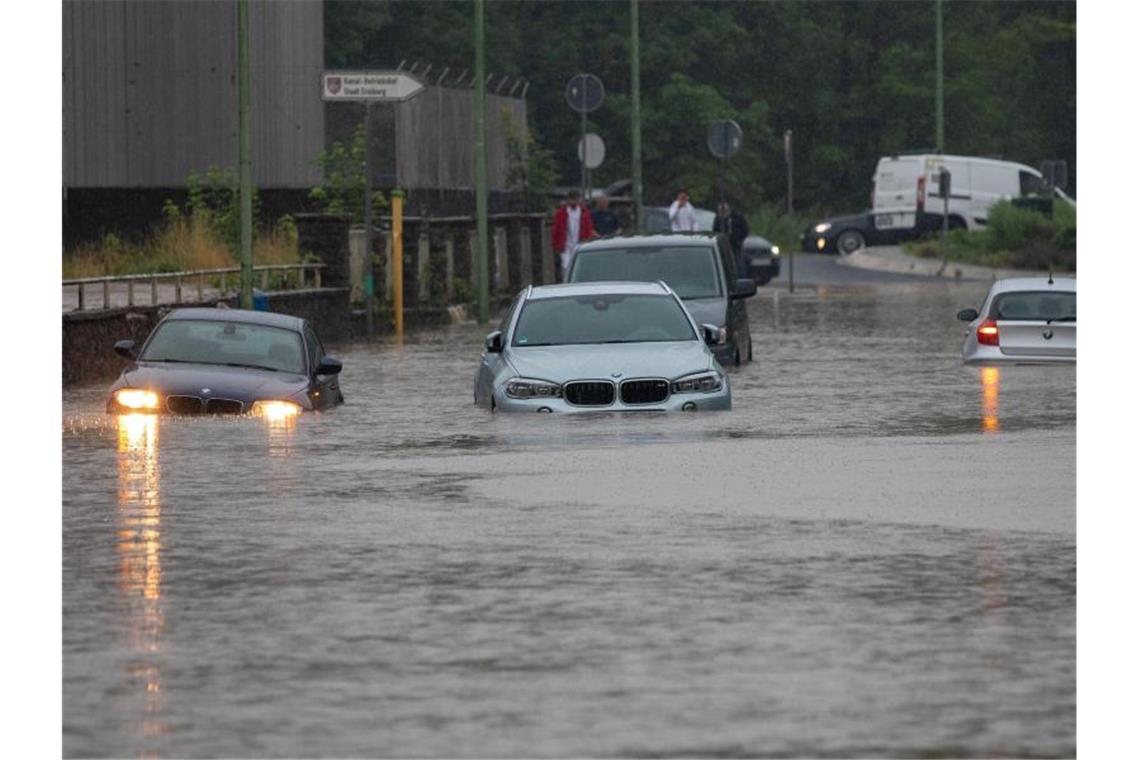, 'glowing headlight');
771,245,780,256
251,400,302,420
114,388,160,410
672,372,724,394
816,237,827,250
504,378,562,399
814,222,832,233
